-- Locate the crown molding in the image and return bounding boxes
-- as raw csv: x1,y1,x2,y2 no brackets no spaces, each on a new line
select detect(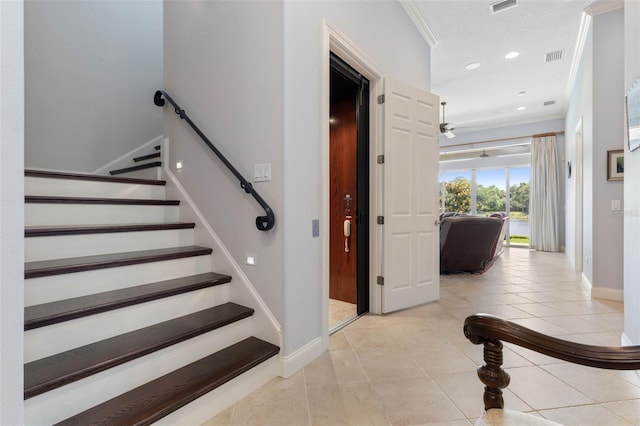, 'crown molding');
399,0,437,47
584,0,624,17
